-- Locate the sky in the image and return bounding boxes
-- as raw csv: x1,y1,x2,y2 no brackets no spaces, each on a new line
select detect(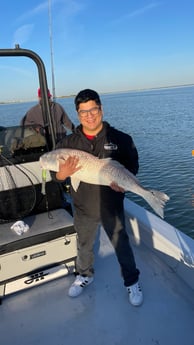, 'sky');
0,0,194,101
